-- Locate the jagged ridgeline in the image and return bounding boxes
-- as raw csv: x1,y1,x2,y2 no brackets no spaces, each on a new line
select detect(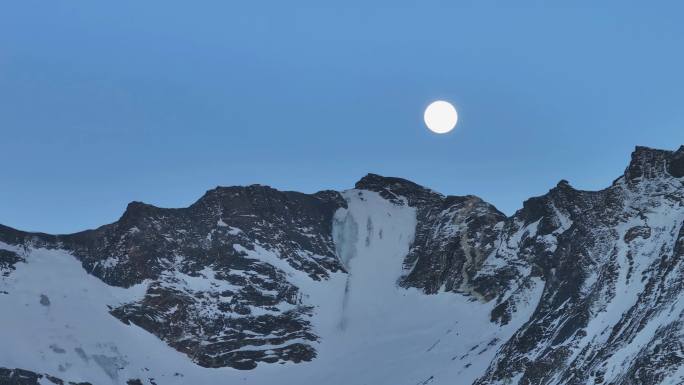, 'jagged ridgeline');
1,146,684,385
